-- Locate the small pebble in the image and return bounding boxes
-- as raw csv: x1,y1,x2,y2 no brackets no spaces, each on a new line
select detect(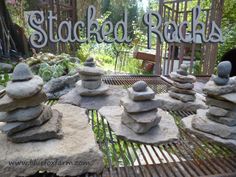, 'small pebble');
12,63,33,82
